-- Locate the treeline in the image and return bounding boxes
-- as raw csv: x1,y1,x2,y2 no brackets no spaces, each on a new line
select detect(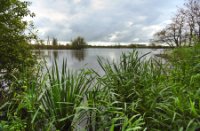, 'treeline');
33,38,172,49
32,44,173,49
86,44,174,49
33,36,87,49
153,0,200,47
